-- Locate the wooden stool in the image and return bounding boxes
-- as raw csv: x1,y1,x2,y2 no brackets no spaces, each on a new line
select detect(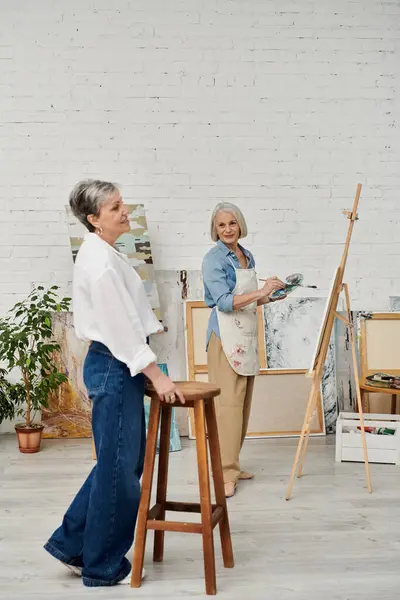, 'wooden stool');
131,381,234,595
